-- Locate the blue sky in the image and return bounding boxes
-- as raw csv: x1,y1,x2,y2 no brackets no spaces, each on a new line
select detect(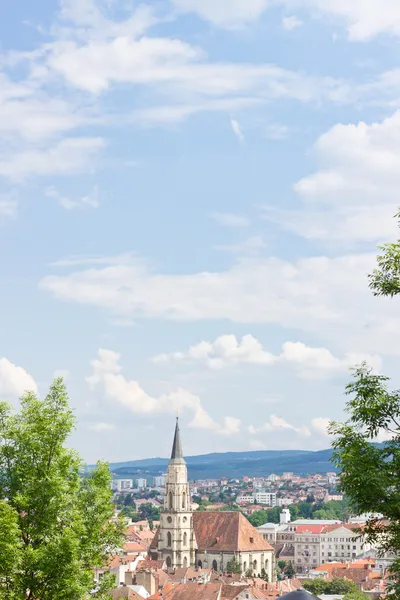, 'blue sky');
1,0,400,463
